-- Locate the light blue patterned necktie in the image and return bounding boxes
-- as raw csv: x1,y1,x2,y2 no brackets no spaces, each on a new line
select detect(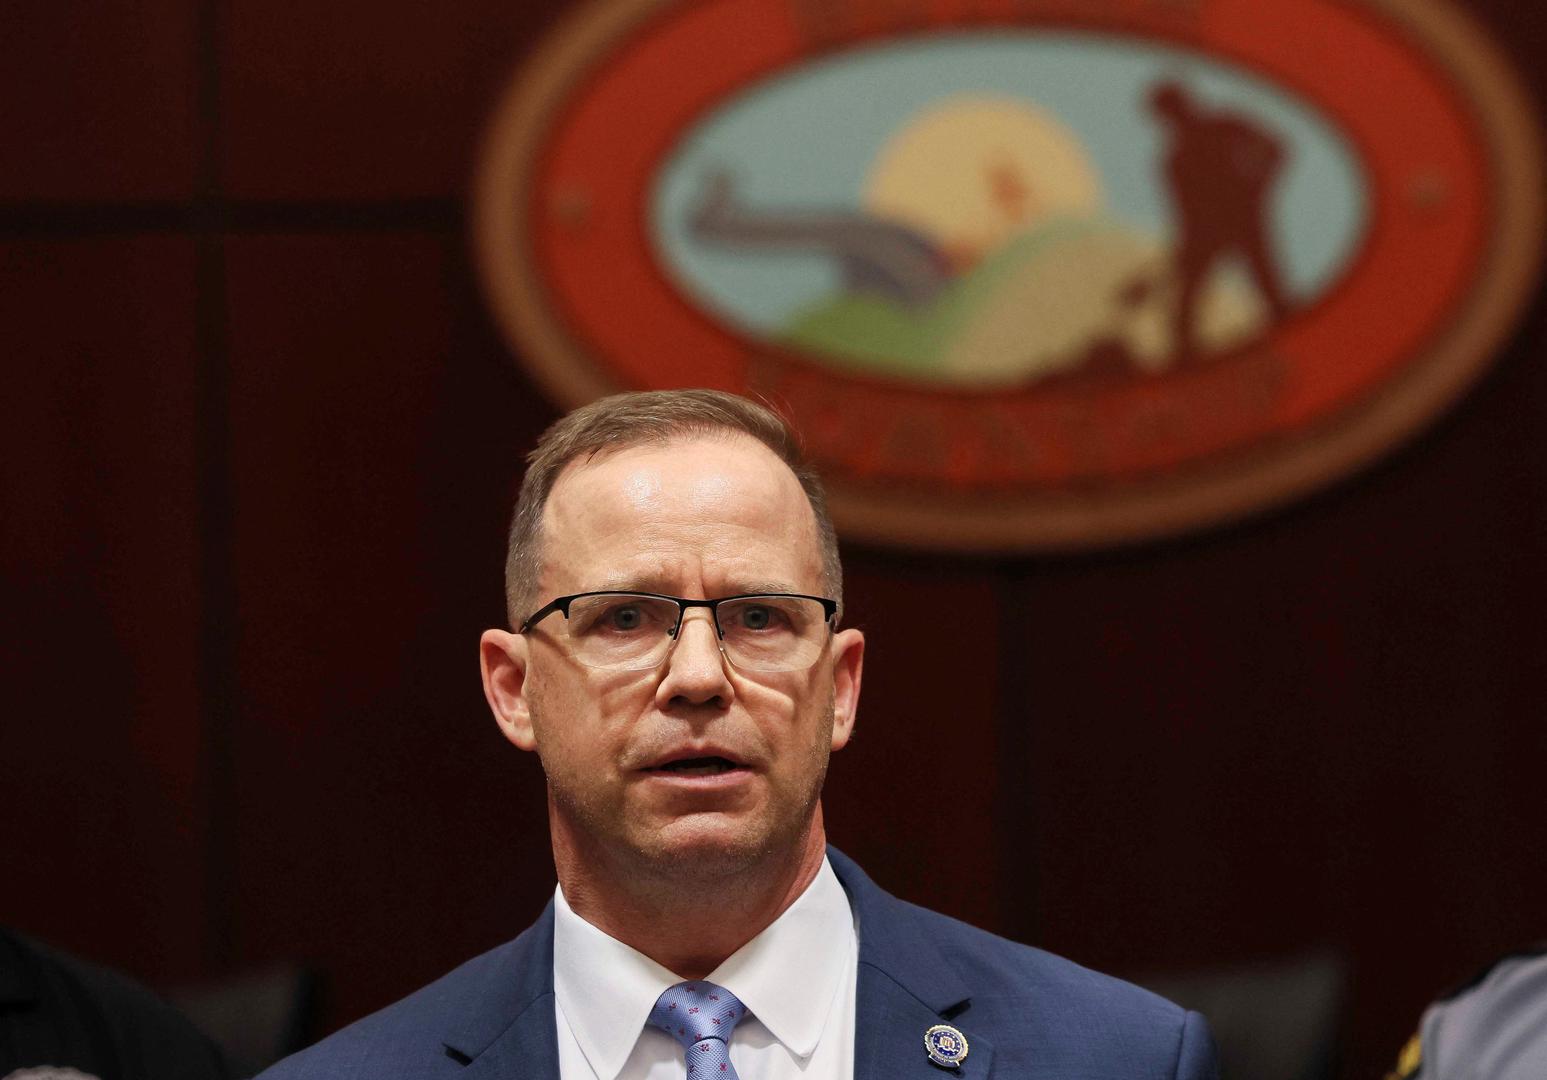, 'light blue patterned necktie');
648,980,748,1079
